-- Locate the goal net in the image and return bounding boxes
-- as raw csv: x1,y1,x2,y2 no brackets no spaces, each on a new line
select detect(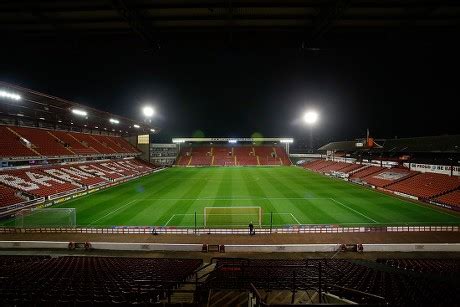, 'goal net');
15,208,76,228
203,206,262,227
